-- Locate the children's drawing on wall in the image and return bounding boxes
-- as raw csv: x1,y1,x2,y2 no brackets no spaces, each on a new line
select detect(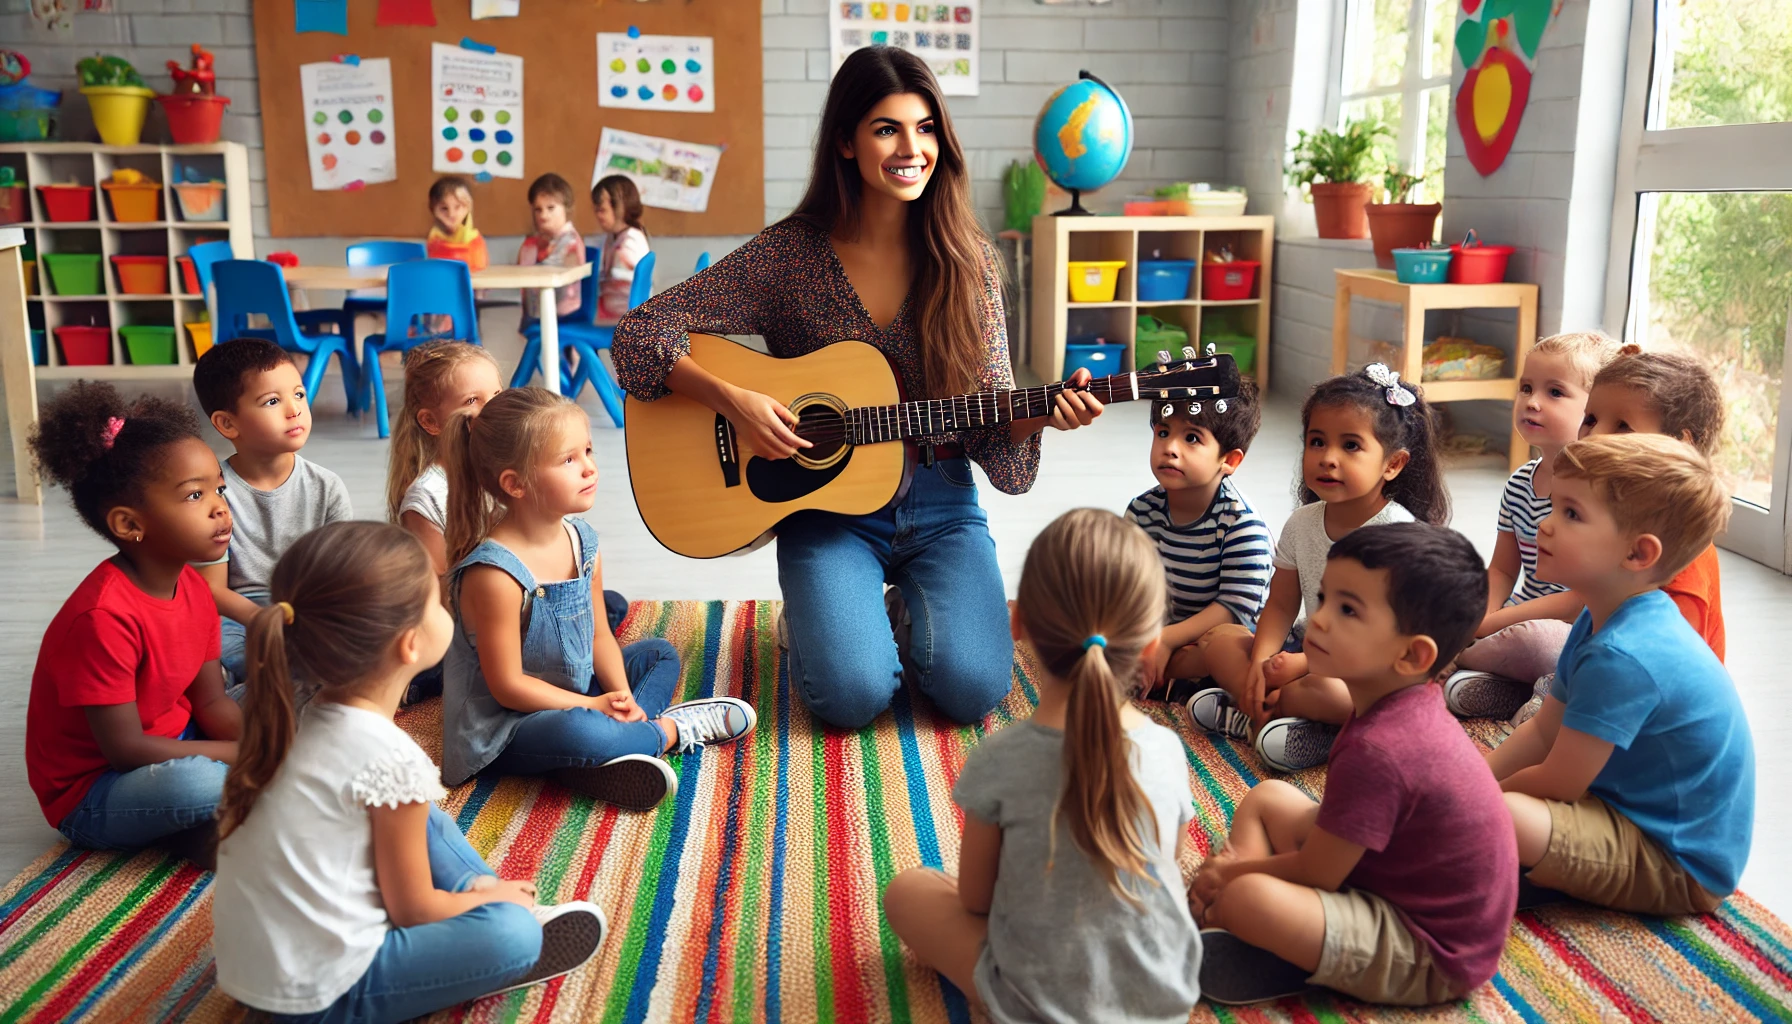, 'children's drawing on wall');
597,32,716,113
299,58,397,191
591,127,722,214
829,1,979,96
1455,0,1563,176
431,42,525,180
471,0,518,18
